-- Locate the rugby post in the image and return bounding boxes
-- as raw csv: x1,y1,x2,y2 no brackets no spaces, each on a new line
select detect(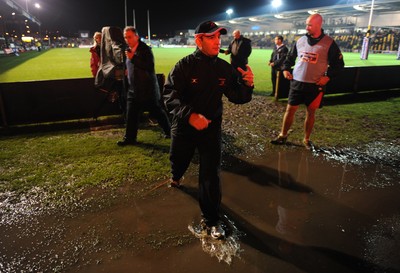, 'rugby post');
360,0,375,60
